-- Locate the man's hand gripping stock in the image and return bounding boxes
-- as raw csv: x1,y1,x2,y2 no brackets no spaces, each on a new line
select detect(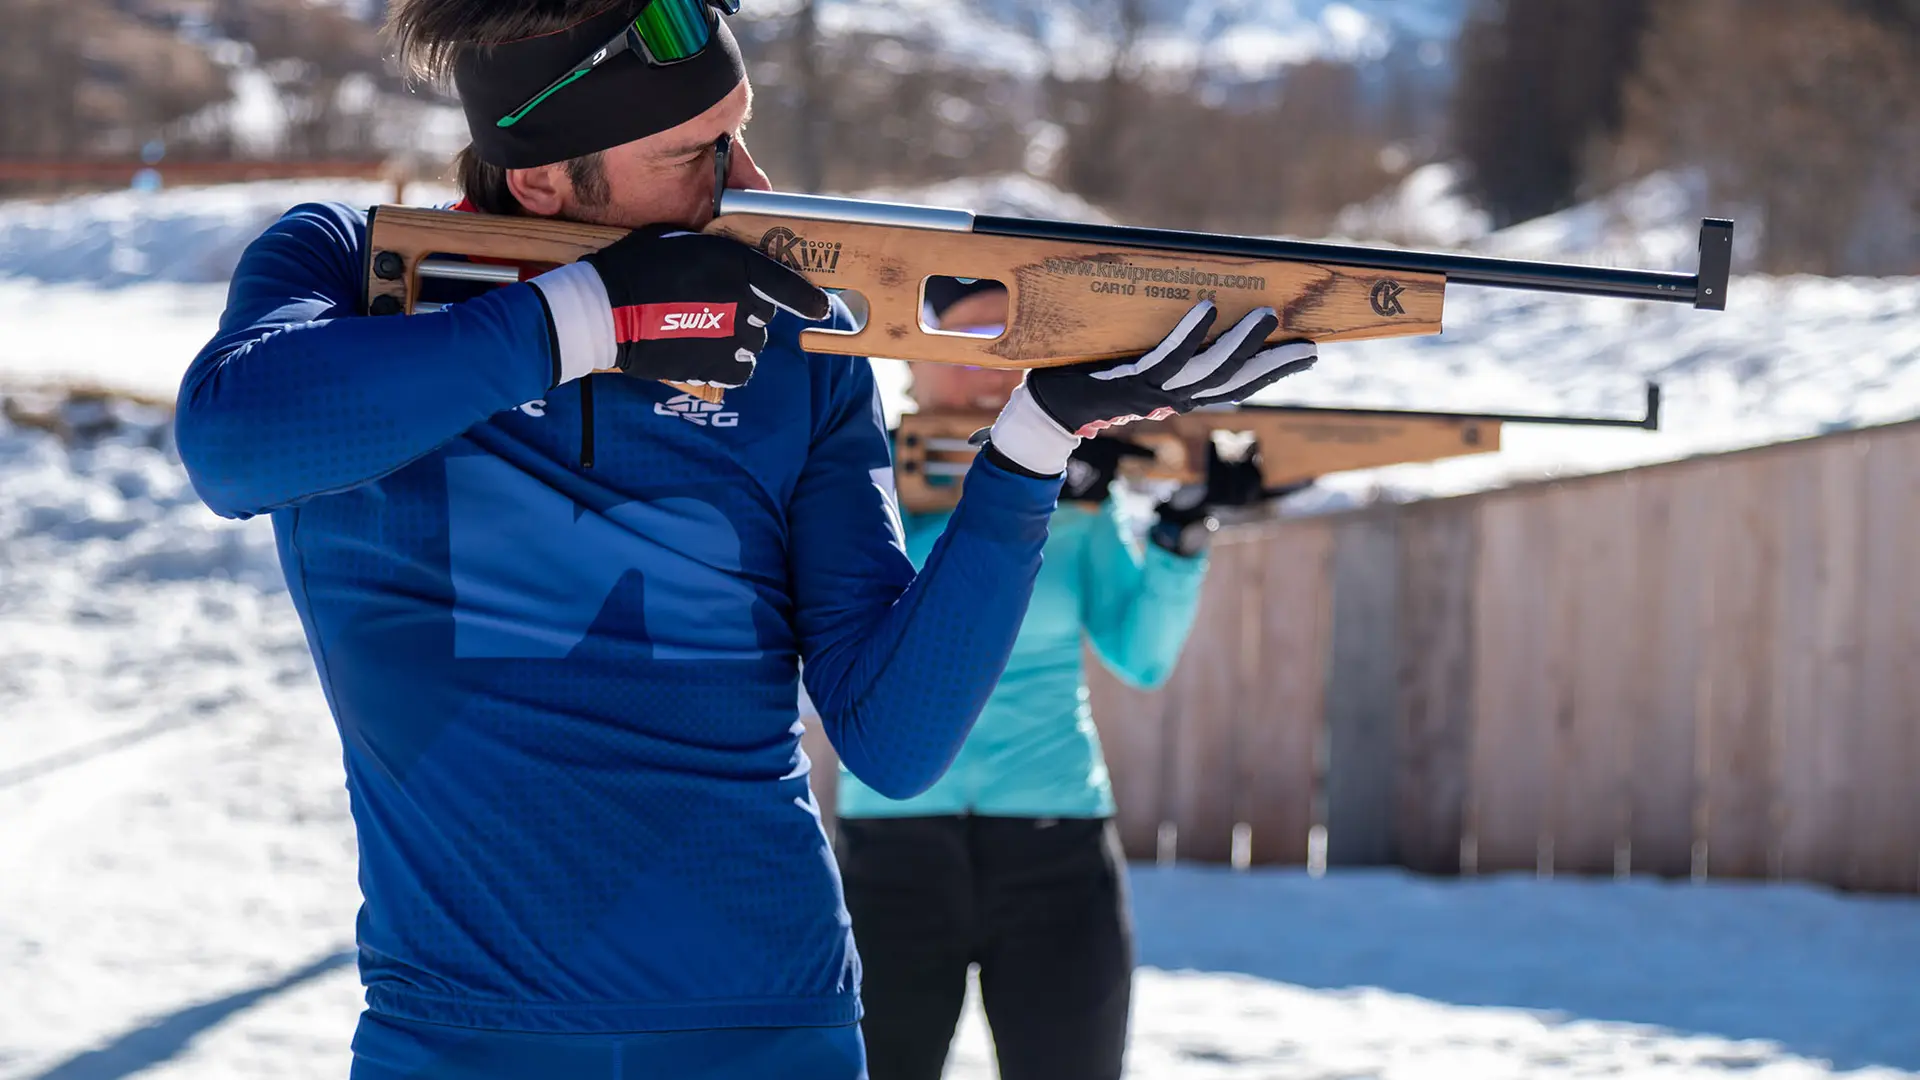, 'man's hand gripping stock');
982,302,1319,477
534,224,832,390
